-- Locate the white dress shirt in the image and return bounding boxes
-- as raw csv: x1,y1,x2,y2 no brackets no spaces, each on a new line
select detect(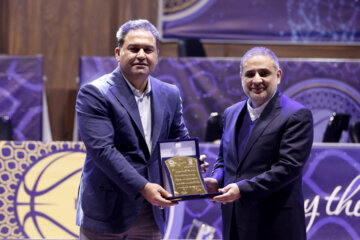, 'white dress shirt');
123,76,152,152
